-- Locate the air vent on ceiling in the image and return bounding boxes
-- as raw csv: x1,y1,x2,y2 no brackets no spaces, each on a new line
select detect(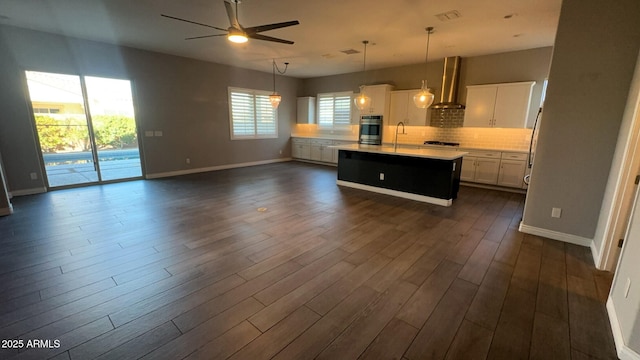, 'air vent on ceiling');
435,10,461,21
340,49,360,55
